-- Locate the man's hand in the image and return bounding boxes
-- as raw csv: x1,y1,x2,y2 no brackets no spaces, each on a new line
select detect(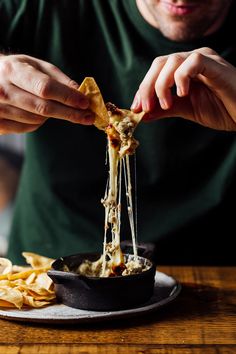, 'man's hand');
131,47,236,131
0,54,94,135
